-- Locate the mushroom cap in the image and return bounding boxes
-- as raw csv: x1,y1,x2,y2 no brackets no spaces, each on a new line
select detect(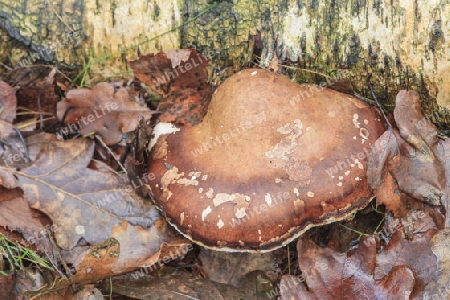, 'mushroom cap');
147,69,385,252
